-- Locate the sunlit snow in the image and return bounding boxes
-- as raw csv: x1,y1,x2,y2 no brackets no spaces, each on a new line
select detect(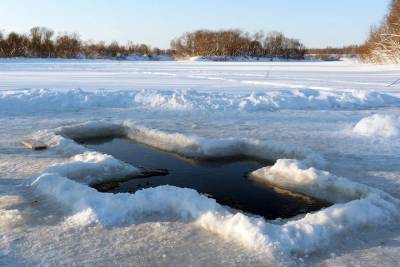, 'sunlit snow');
1,58,400,266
